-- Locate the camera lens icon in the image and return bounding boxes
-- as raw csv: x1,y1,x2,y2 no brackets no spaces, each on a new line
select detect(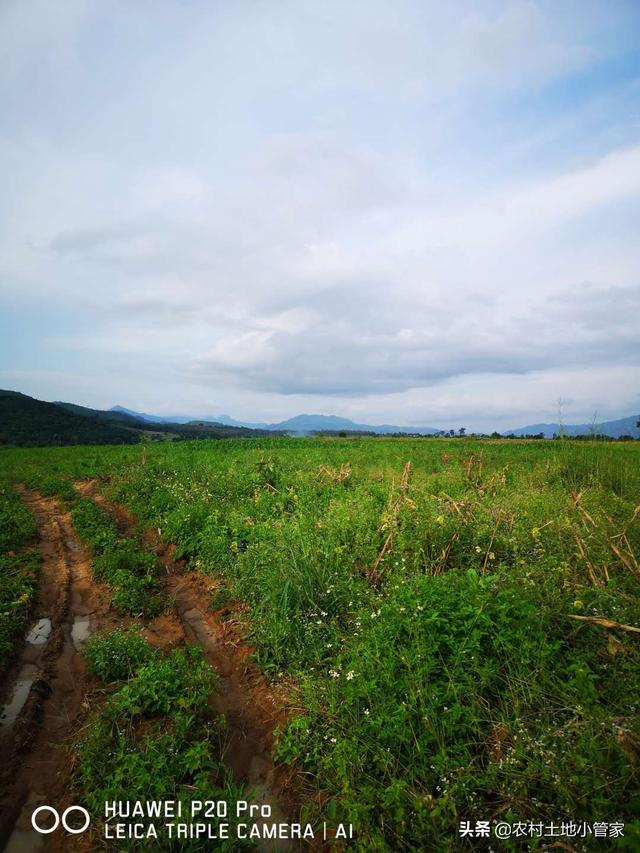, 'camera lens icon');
31,805,90,835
